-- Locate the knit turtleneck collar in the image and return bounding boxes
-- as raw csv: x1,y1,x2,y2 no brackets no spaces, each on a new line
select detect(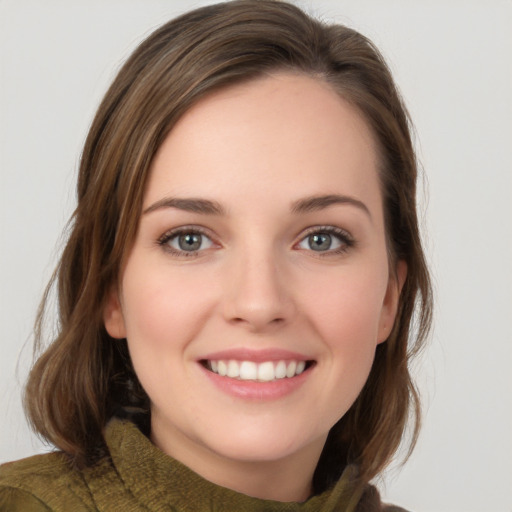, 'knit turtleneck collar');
100,418,368,512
